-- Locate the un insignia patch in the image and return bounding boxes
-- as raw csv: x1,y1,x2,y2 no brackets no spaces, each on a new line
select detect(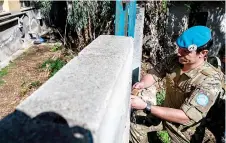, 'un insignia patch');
196,93,209,106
